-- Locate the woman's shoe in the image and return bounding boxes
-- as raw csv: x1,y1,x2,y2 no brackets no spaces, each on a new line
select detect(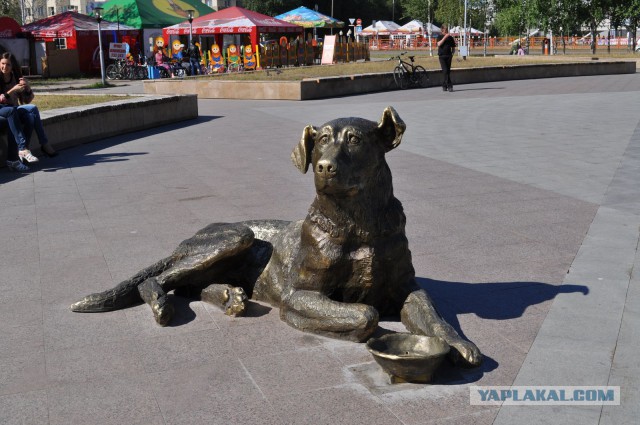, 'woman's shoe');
18,150,39,163
6,160,30,172
42,145,58,158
